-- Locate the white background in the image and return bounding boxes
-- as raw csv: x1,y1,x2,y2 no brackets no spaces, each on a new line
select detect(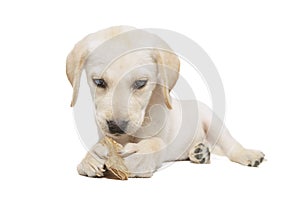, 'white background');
0,0,299,199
